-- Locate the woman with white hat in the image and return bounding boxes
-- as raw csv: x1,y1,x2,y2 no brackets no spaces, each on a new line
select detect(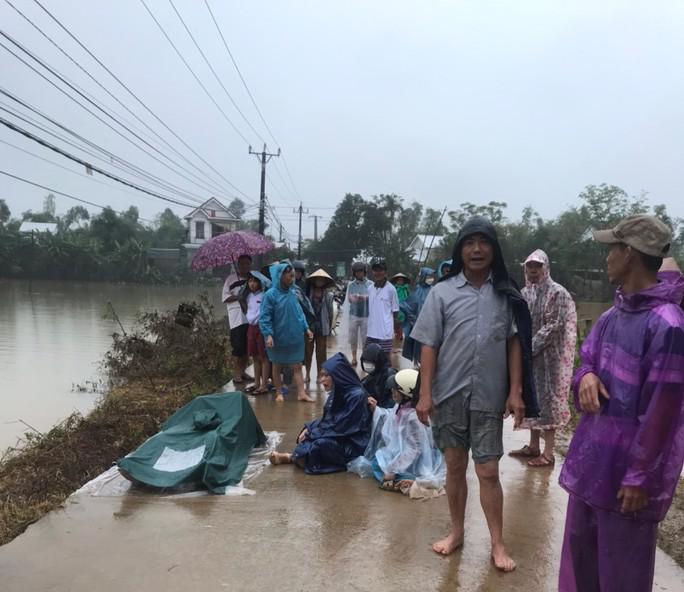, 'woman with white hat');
304,269,336,384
